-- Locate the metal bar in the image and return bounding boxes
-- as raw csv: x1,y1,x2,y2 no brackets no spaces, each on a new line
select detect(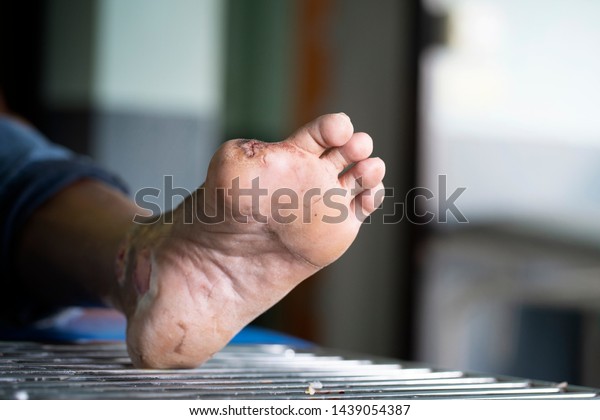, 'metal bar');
0,341,598,400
